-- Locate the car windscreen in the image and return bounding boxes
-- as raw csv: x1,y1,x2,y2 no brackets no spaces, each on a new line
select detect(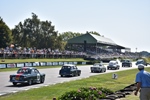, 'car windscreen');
62,66,71,69
109,61,116,65
137,60,144,63
93,63,101,66
17,69,31,74
123,60,130,63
